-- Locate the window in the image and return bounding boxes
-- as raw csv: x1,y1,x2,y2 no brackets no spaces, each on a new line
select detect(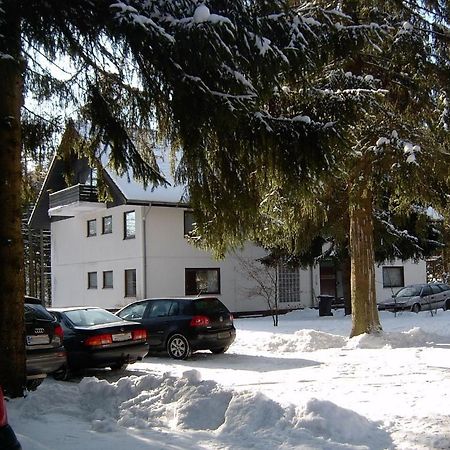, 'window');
430,285,442,295
125,269,136,297
278,263,300,303
103,270,113,289
184,211,195,236
88,272,97,289
148,300,172,318
102,216,112,234
87,219,96,237
124,211,136,239
185,268,220,295
382,266,404,288
117,301,148,320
